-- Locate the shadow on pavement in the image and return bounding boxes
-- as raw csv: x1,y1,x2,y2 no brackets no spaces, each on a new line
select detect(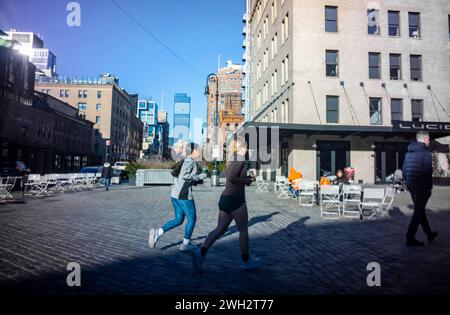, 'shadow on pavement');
1,204,449,295
159,211,281,251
